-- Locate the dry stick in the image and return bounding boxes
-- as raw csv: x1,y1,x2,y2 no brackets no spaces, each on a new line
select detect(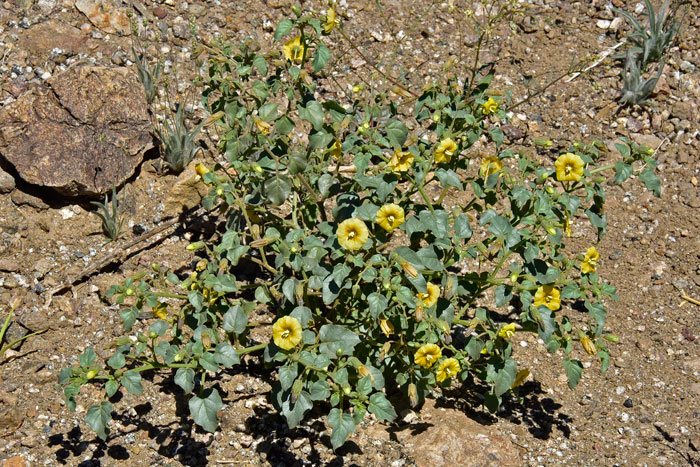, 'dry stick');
43,206,203,309
565,41,625,83
681,291,700,307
